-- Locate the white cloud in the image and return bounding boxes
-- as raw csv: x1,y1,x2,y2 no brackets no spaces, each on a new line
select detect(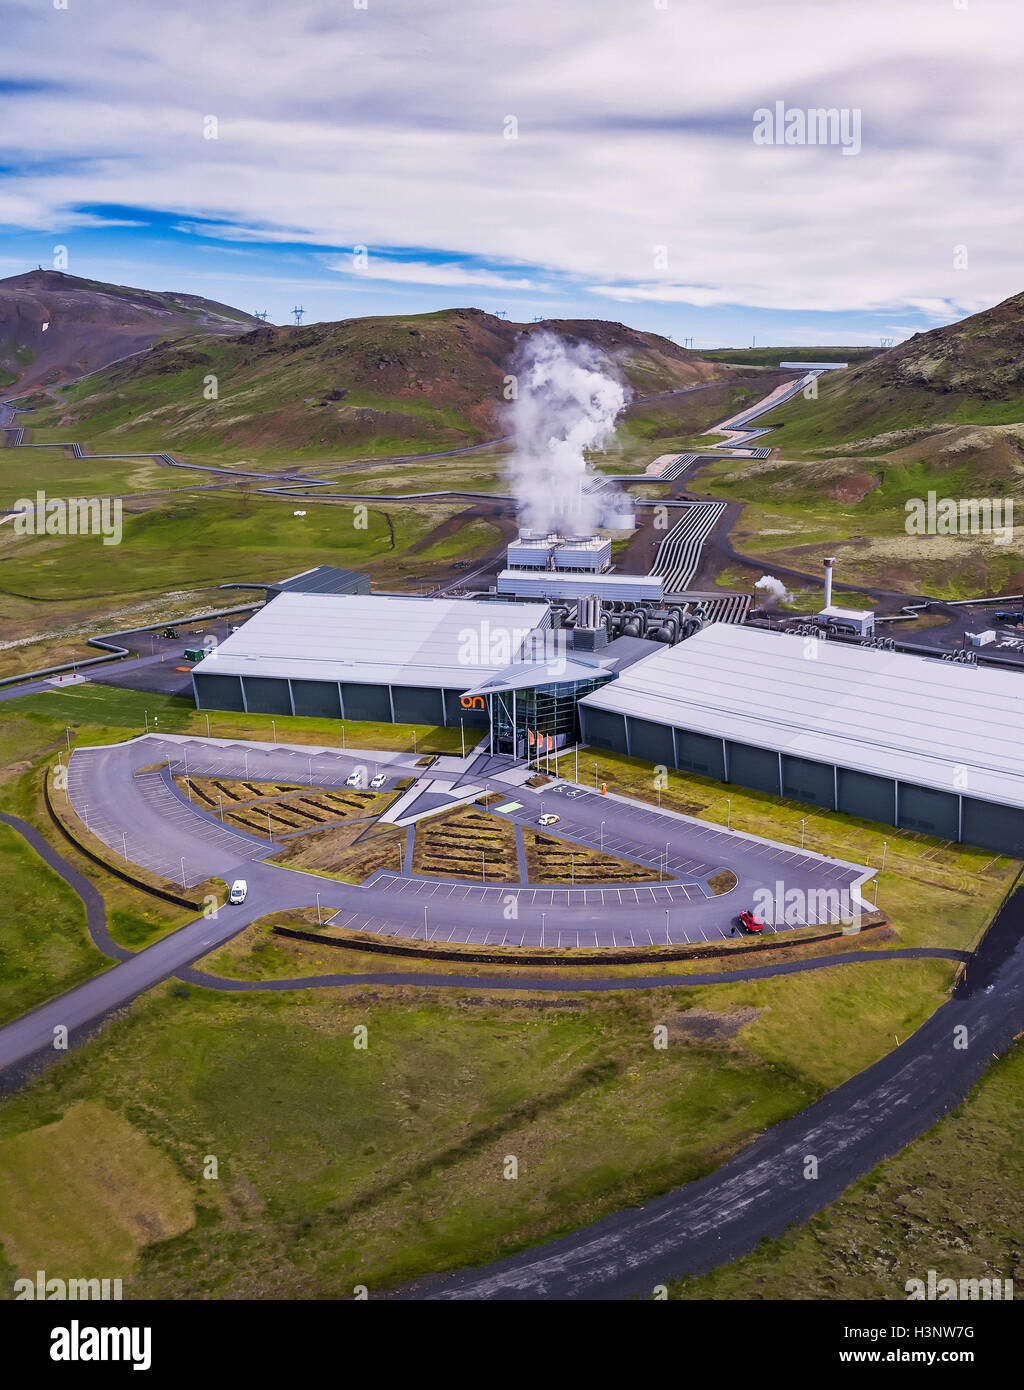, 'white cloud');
1,0,1022,319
